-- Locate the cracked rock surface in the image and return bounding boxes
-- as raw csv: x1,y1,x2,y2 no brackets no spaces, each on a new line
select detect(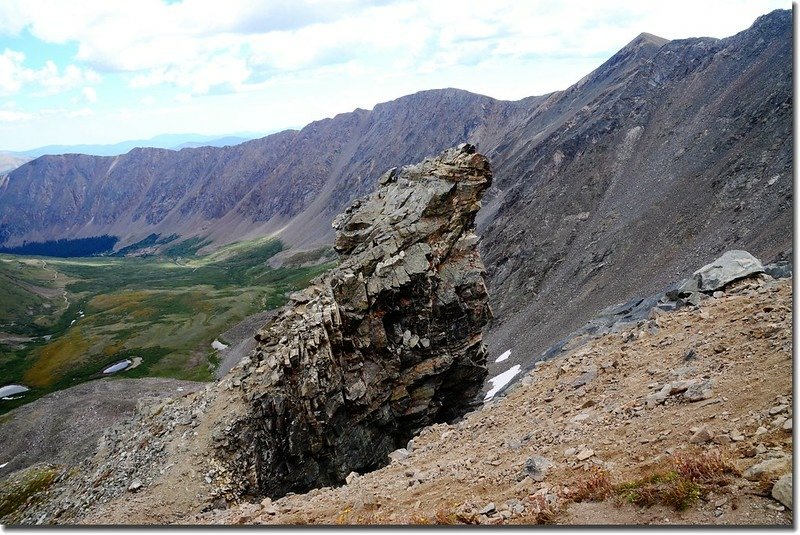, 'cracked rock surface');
213,143,493,499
